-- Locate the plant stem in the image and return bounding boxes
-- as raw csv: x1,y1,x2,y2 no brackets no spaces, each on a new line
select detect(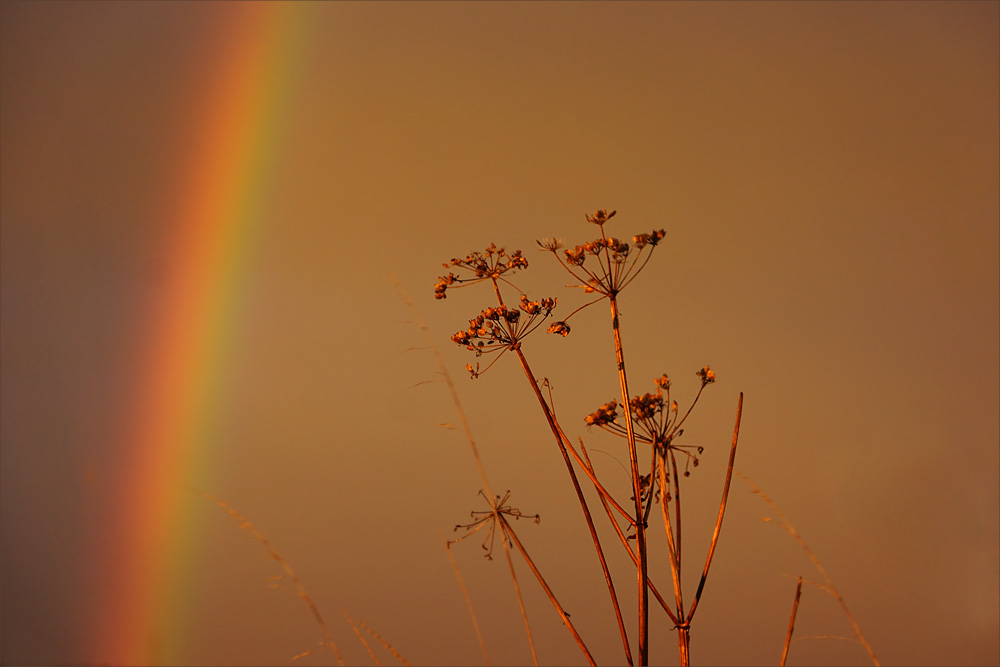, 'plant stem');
498,514,597,666
514,346,633,664
734,469,880,666
608,294,649,665
499,522,539,667
578,438,681,626
687,392,744,623
491,279,632,665
658,452,685,626
780,577,804,667
395,280,537,661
